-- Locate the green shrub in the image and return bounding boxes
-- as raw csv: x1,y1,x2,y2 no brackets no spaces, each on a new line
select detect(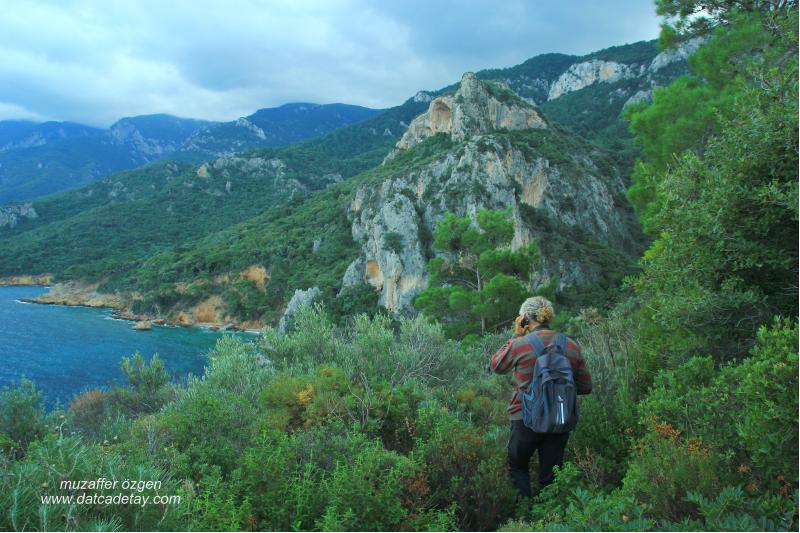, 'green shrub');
235,431,325,531
730,319,798,488
413,405,516,530
140,387,256,480
0,379,46,458
317,441,419,531
68,389,109,439
503,462,654,531
203,335,272,404
183,467,253,531
109,353,174,416
0,435,182,531
623,419,720,521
